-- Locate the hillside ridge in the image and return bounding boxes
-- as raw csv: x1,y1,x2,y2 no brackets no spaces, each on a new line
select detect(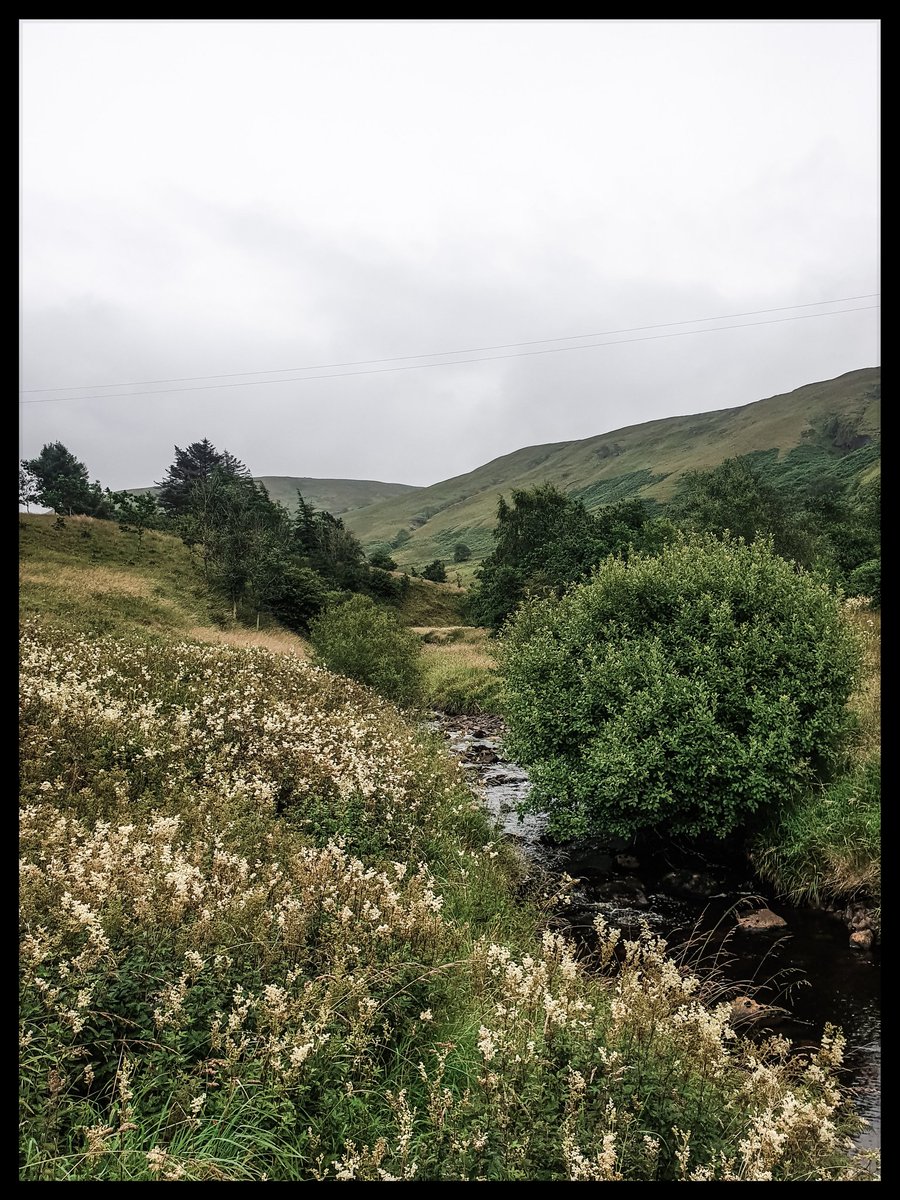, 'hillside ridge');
342,366,880,571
